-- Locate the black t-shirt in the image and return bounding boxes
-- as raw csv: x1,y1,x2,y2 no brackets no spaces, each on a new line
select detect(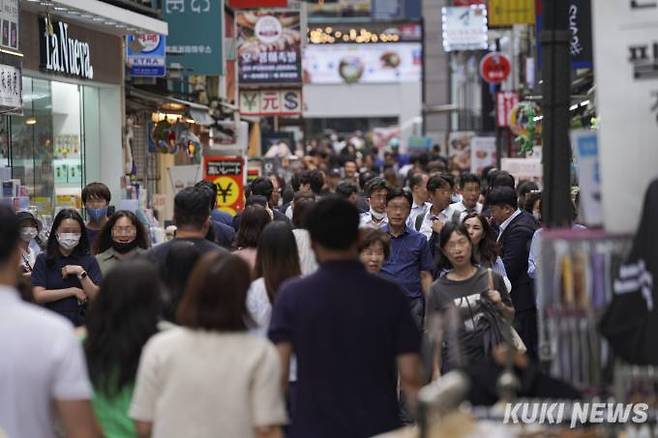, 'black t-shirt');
269,260,421,438
86,226,100,253
144,237,227,272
